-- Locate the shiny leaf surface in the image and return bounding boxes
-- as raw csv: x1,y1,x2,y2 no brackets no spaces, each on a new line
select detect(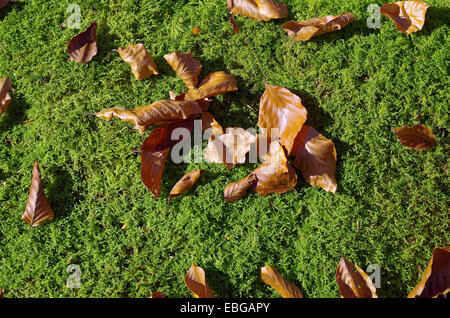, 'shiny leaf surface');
336,257,377,298
261,266,303,298
380,1,429,34
164,52,202,89
223,173,257,202
392,124,437,150
169,169,205,202
0,76,13,117
118,43,159,80
67,22,98,63
227,0,288,21
184,71,238,101
185,264,214,298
